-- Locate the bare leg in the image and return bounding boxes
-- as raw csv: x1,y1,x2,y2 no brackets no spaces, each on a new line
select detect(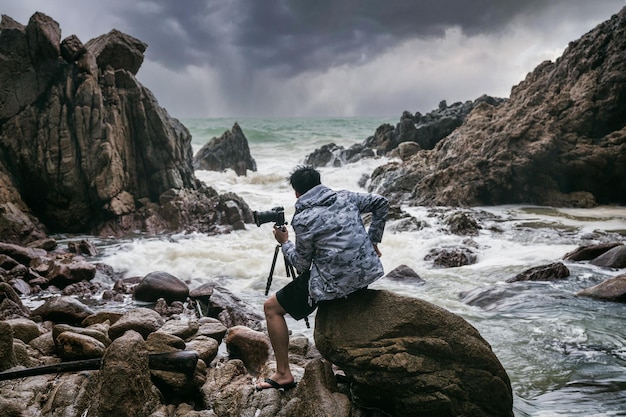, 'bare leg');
258,295,294,388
